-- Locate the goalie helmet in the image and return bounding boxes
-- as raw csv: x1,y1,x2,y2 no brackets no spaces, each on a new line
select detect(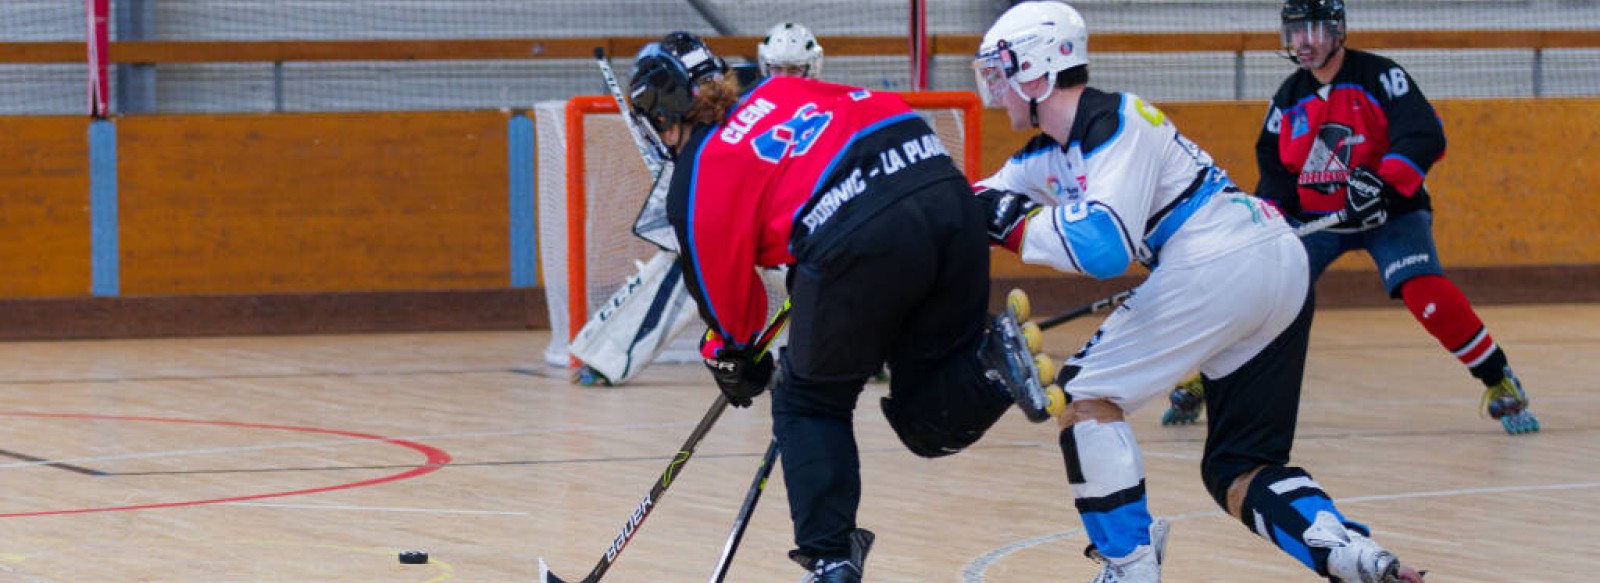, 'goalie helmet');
972,1,1089,107
1280,0,1346,68
757,22,824,79
628,31,727,134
